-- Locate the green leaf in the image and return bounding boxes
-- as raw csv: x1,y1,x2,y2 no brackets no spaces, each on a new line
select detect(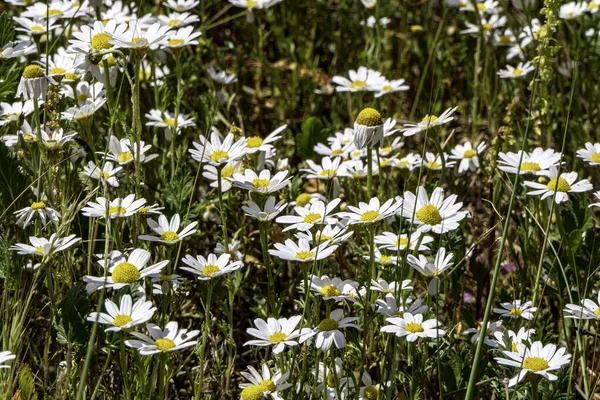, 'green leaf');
297,117,326,159
55,283,90,346
18,364,38,400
